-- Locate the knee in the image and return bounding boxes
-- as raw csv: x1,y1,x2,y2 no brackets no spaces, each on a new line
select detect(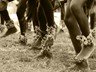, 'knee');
64,16,73,28
64,17,68,25
70,2,80,13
